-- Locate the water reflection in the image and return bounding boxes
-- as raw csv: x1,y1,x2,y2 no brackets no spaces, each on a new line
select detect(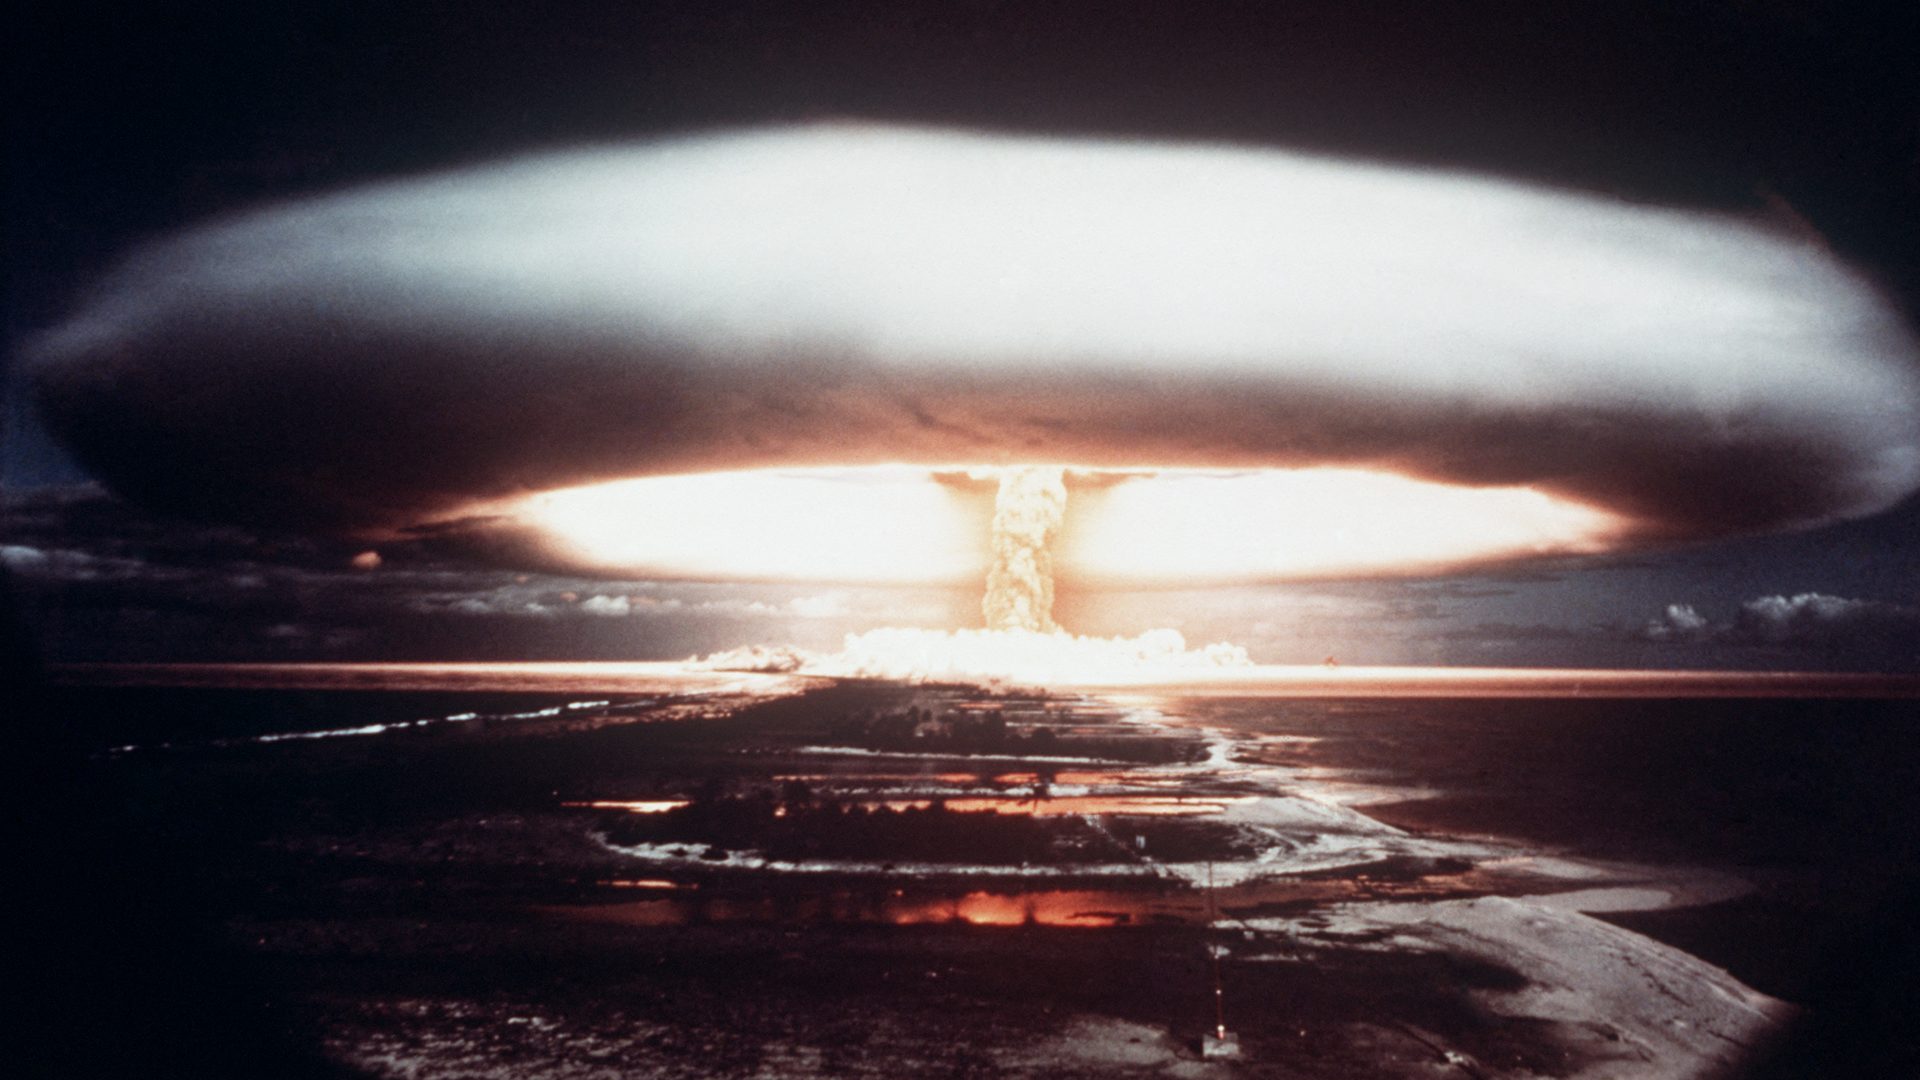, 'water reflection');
564,800,691,813
552,887,1206,928
570,792,1256,818
771,770,1169,787
867,795,1257,816
550,869,1486,930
